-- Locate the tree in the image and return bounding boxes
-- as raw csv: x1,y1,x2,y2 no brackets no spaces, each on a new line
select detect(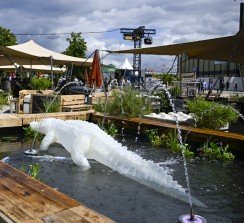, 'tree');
63,32,88,78
63,32,87,58
0,26,17,46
